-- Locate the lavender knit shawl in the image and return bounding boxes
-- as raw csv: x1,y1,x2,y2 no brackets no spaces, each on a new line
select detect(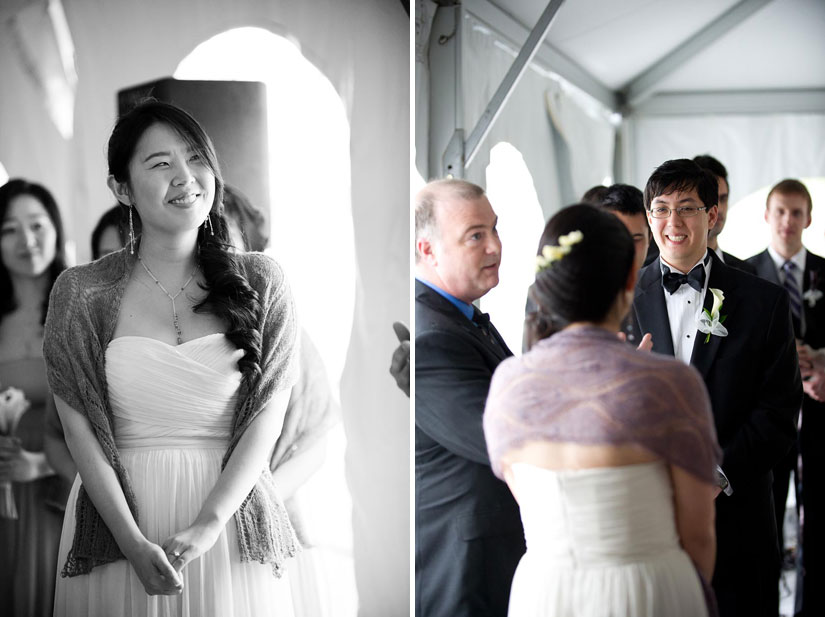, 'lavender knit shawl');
43,248,299,577
484,326,721,484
